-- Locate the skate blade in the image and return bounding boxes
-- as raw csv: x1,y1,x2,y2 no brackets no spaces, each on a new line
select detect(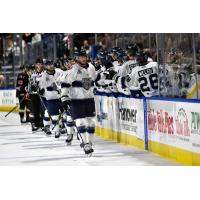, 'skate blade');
86,153,93,157
66,142,72,146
